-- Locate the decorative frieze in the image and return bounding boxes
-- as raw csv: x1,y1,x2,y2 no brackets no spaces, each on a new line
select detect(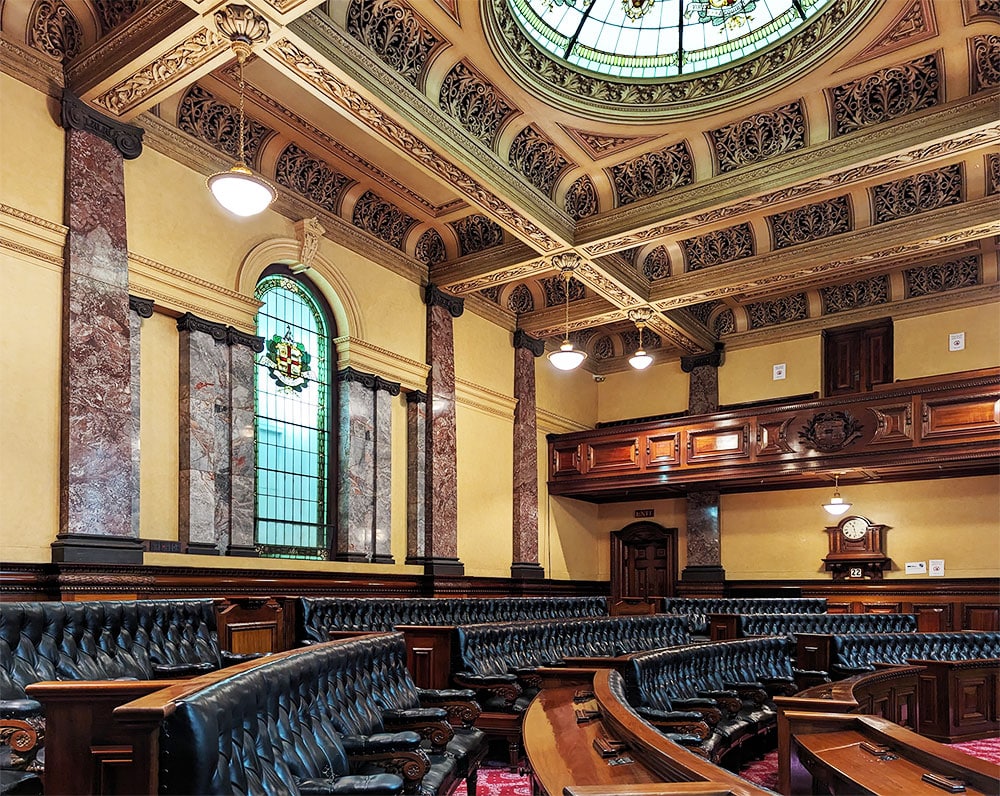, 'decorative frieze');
708,102,805,174
178,85,271,167
508,125,572,197
713,309,735,337
609,142,693,206
275,143,353,214
682,223,755,271
871,163,963,224
820,275,890,314
346,0,442,87
565,176,599,220
971,34,1000,93
642,246,671,281
29,0,82,62
352,191,417,250
987,153,1000,196
830,53,940,136
768,195,852,249
94,0,148,33
687,301,720,327
451,214,504,256
593,335,615,361
541,274,585,307
439,60,516,147
904,255,981,298
415,229,446,265
480,285,502,303
507,284,534,314
746,293,809,329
